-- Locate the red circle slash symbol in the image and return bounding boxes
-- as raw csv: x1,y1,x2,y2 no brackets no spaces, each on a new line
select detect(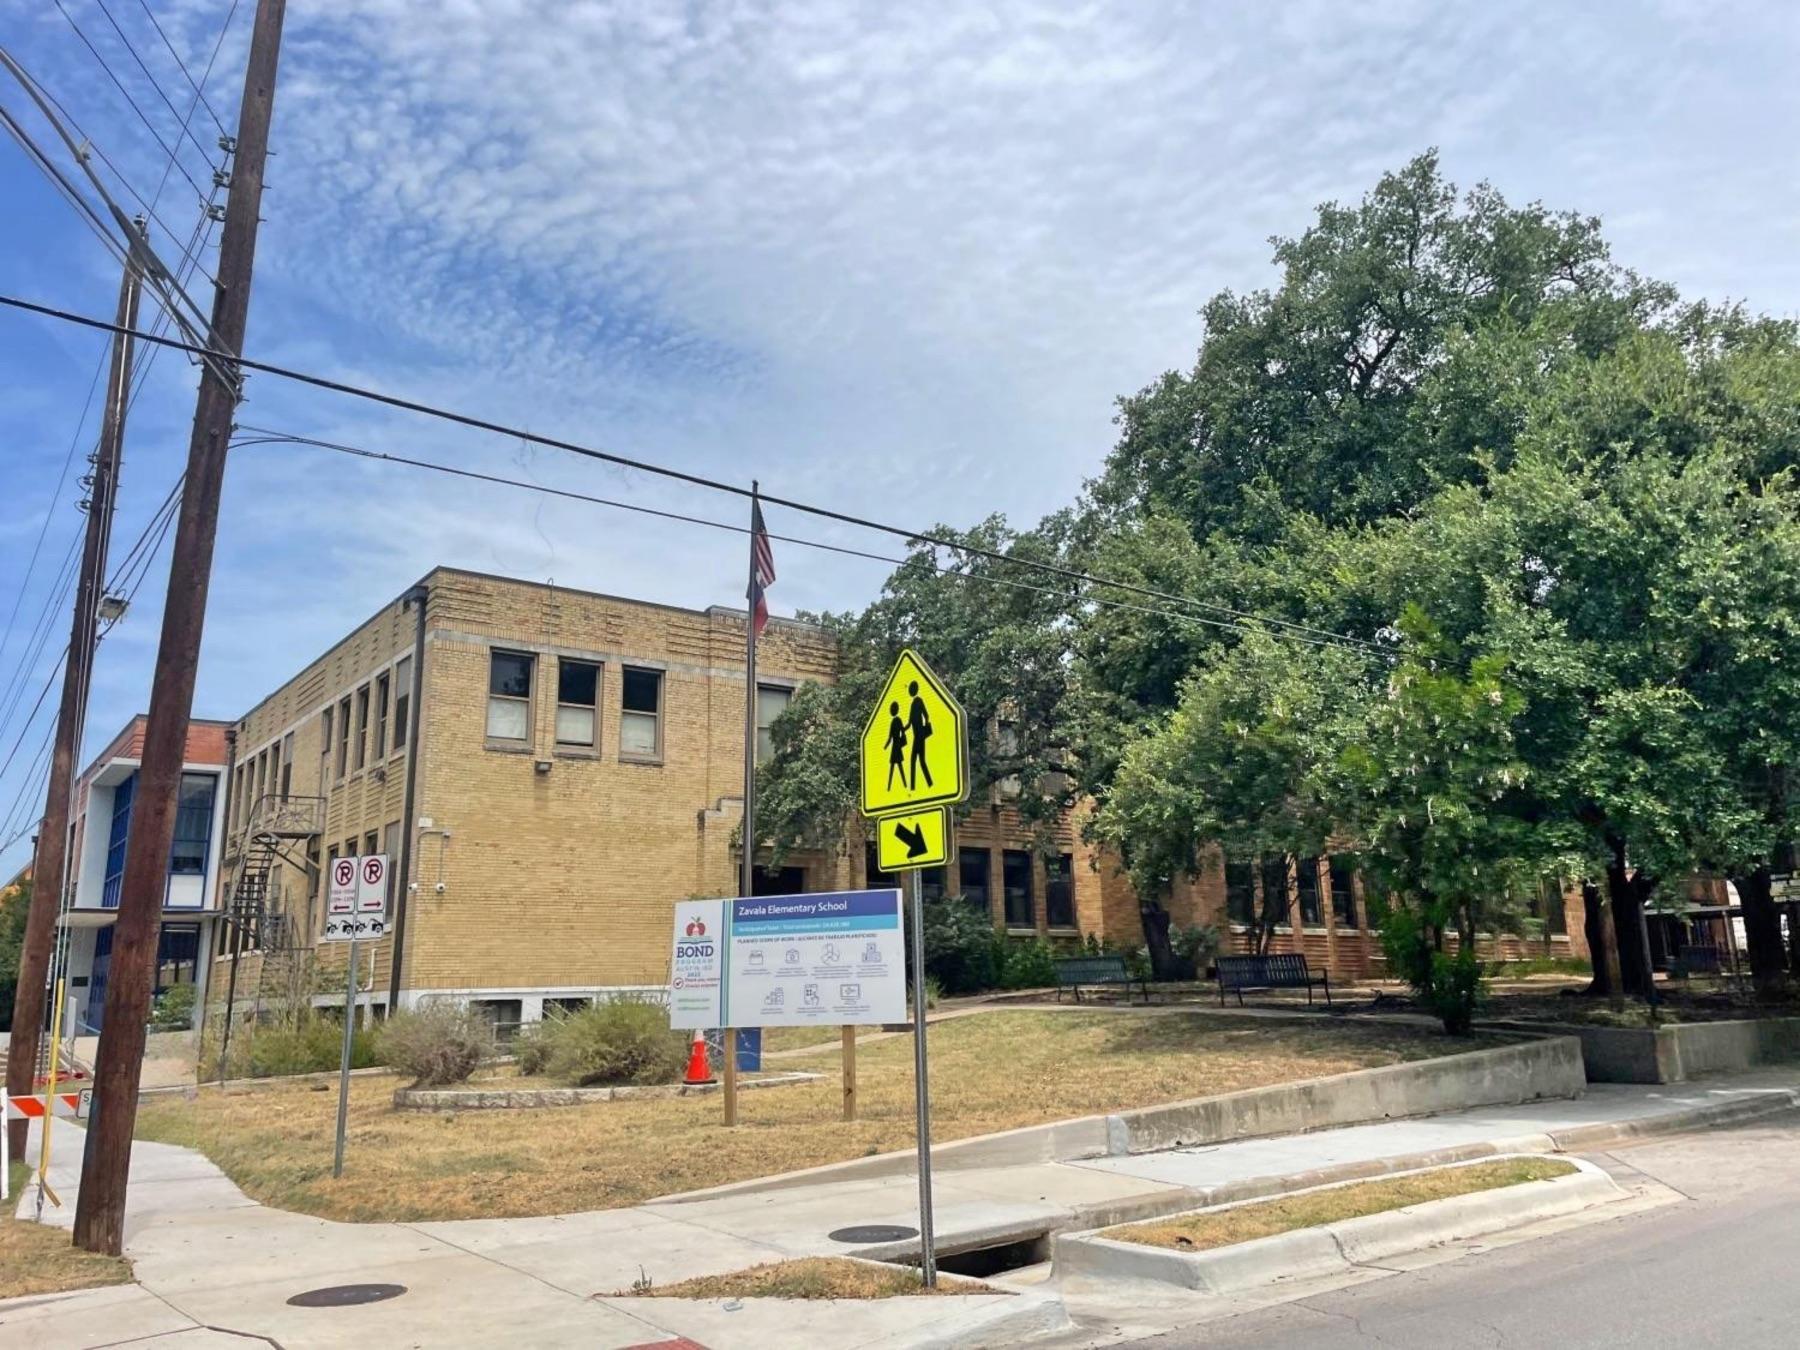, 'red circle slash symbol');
363,857,384,886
